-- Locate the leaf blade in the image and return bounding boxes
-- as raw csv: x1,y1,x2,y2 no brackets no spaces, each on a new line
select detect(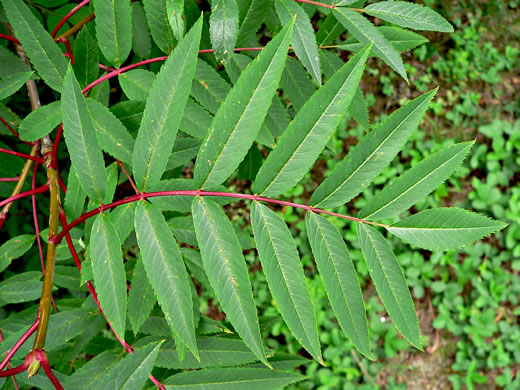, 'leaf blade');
191,197,268,366
365,1,453,33
310,88,437,209
332,7,407,81
19,101,62,142
386,208,507,251
360,142,474,220
210,0,239,63
253,45,370,197
357,223,421,348
134,201,199,359
194,19,294,189
305,212,371,359
90,213,127,339
251,202,322,362
133,17,202,190
62,66,106,202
